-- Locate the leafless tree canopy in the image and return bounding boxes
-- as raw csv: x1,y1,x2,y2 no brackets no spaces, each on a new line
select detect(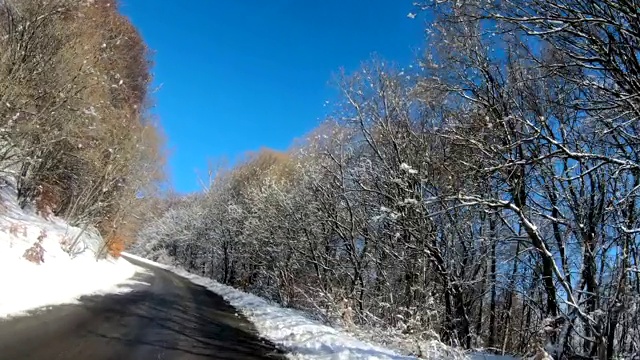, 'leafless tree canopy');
134,1,639,359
